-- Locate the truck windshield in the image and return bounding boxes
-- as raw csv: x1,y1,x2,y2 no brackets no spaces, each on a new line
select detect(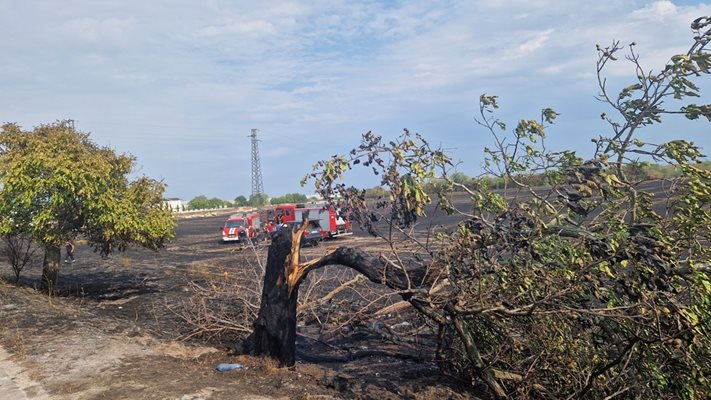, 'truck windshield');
225,221,244,228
